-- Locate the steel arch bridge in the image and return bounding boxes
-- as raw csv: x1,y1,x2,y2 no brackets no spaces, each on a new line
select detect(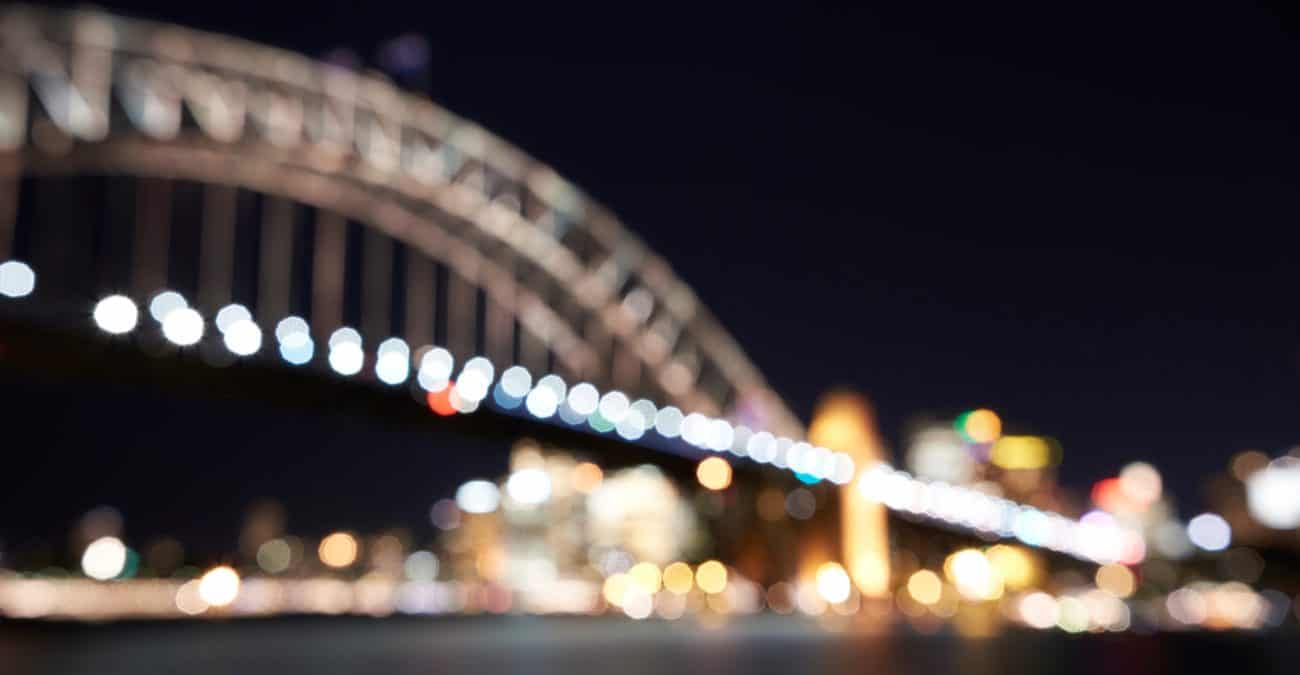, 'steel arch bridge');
0,4,799,438
0,5,1139,569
